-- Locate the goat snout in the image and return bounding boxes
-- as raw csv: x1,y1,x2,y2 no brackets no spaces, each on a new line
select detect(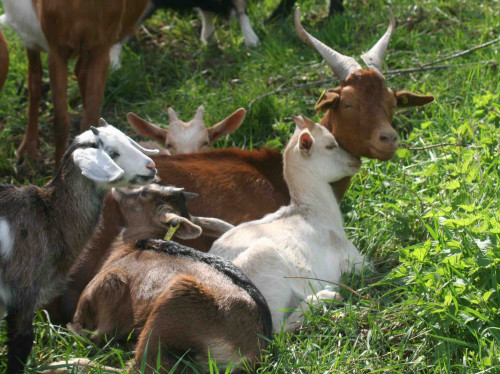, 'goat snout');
146,161,156,170
378,130,399,147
